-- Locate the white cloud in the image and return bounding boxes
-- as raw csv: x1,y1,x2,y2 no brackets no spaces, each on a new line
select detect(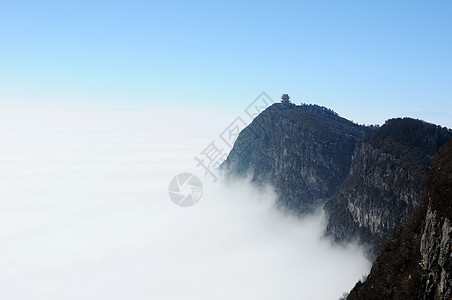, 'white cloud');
0,108,370,300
